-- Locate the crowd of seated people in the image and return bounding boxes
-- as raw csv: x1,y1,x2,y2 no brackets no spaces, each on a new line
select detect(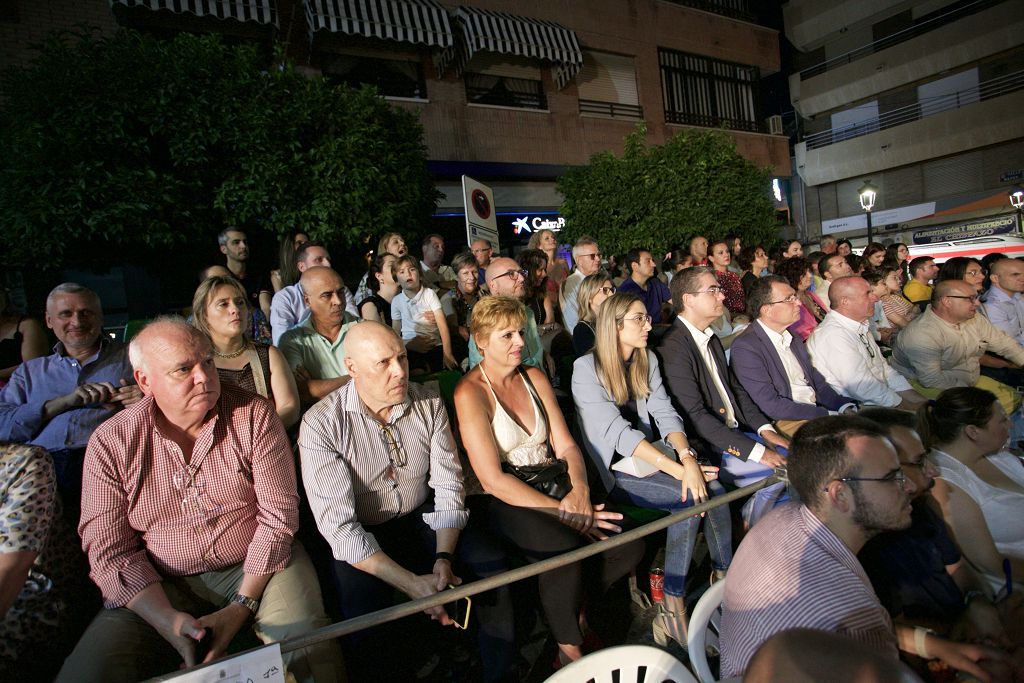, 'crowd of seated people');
4,229,1024,682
